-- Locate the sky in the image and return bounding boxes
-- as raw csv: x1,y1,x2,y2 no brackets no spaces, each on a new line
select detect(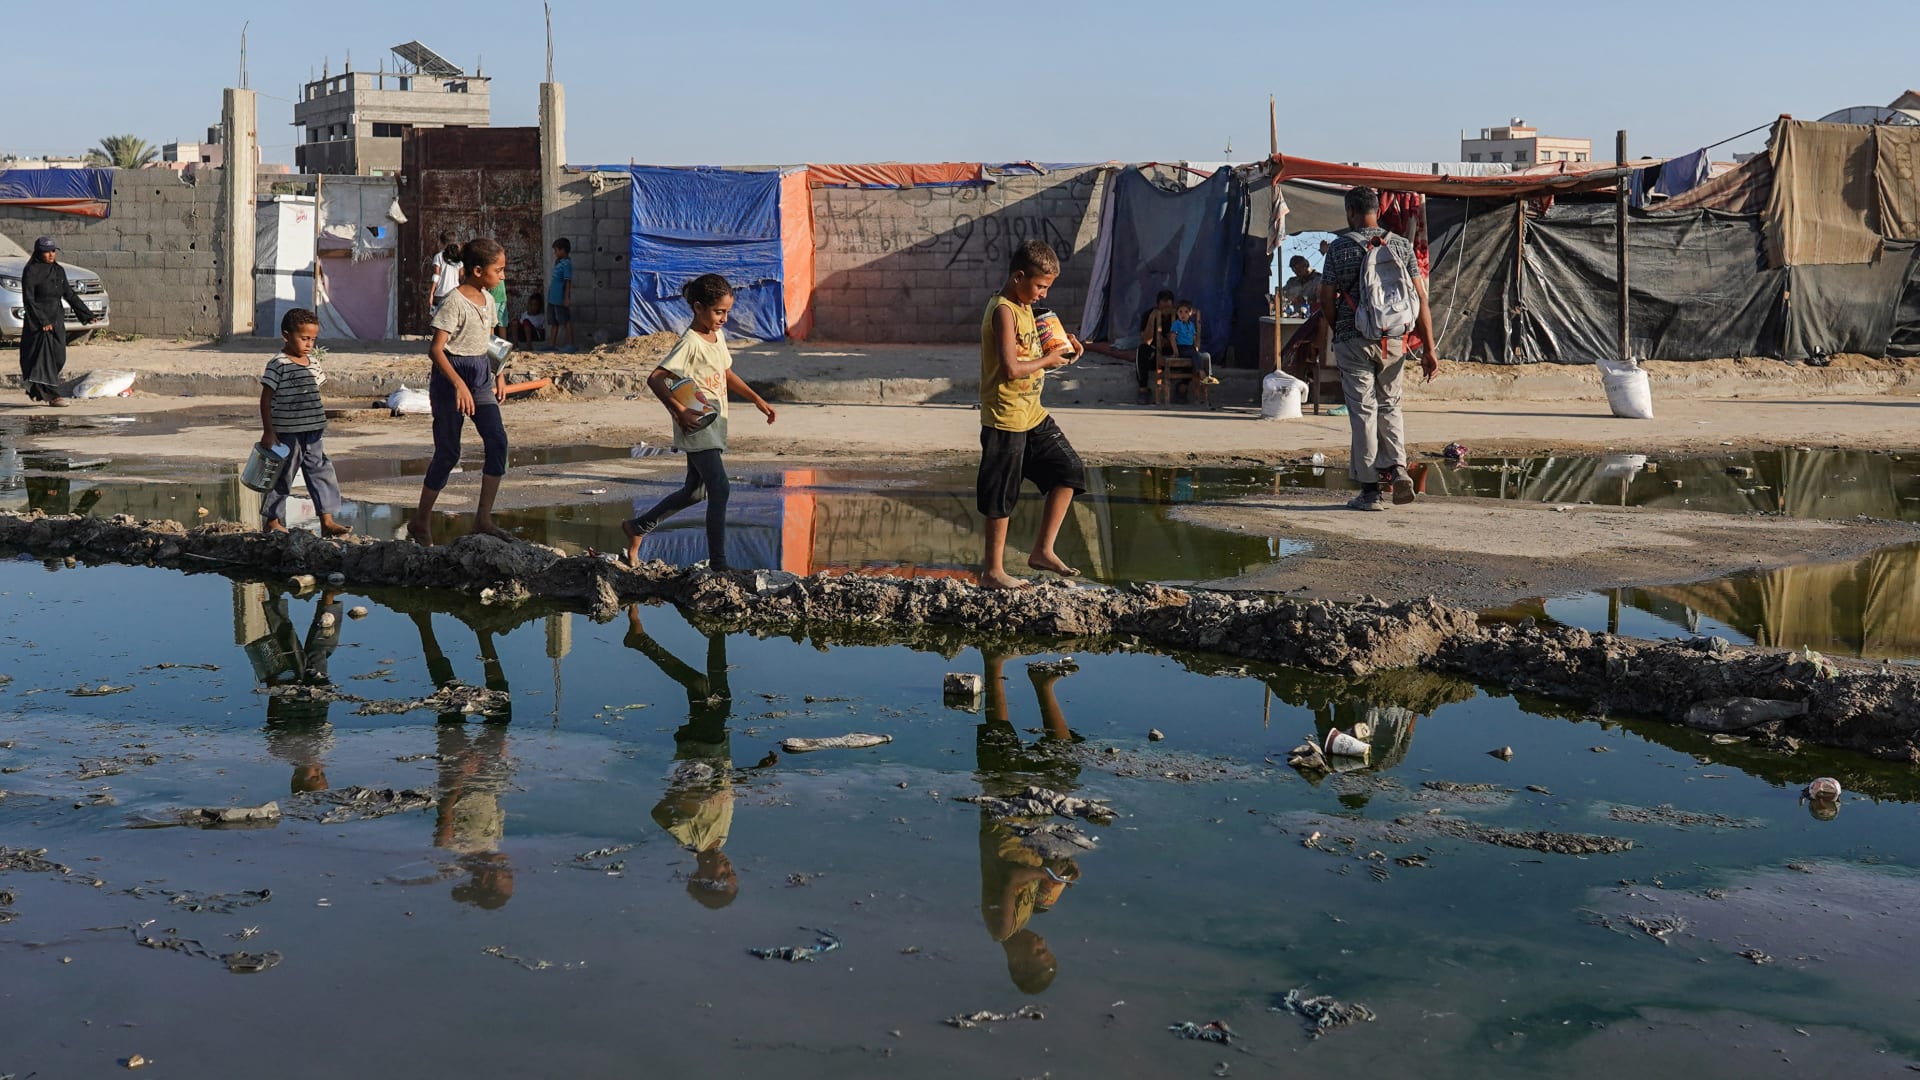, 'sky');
4,0,1917,168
